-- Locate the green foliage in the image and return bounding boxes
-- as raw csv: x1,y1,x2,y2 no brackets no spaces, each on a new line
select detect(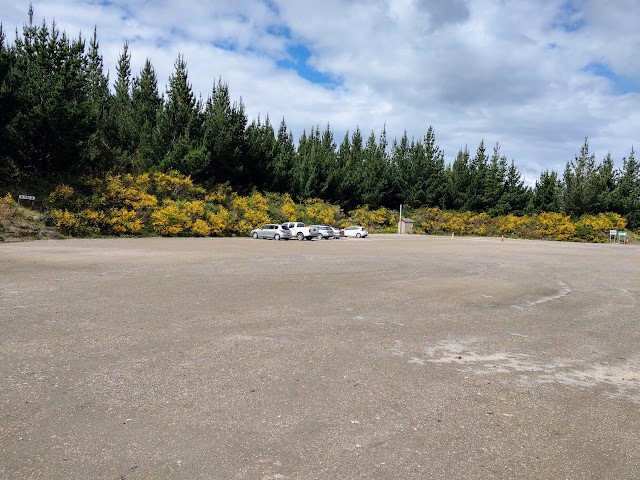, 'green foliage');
562,137,601,217
4,8,95,180
268,118,295,191
531,170,561,214
200,79,248,188
612,147,640,229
